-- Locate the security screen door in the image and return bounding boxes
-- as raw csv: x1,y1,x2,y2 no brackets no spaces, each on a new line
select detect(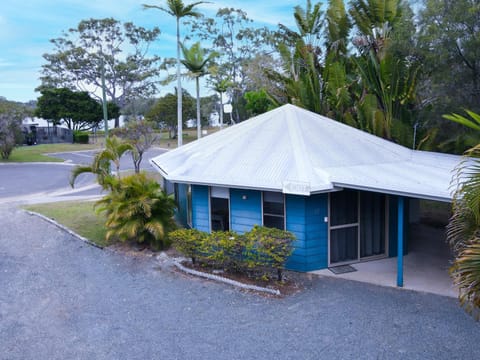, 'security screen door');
330,190,359,264
329,190,386,265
